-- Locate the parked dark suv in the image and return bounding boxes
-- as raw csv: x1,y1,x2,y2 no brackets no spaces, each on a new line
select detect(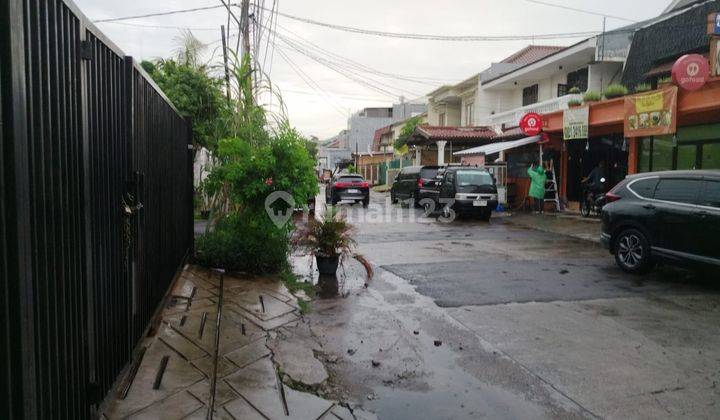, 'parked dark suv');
325,174,370,206
601,170,720,274
435,166,498,221
390,166,442,206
